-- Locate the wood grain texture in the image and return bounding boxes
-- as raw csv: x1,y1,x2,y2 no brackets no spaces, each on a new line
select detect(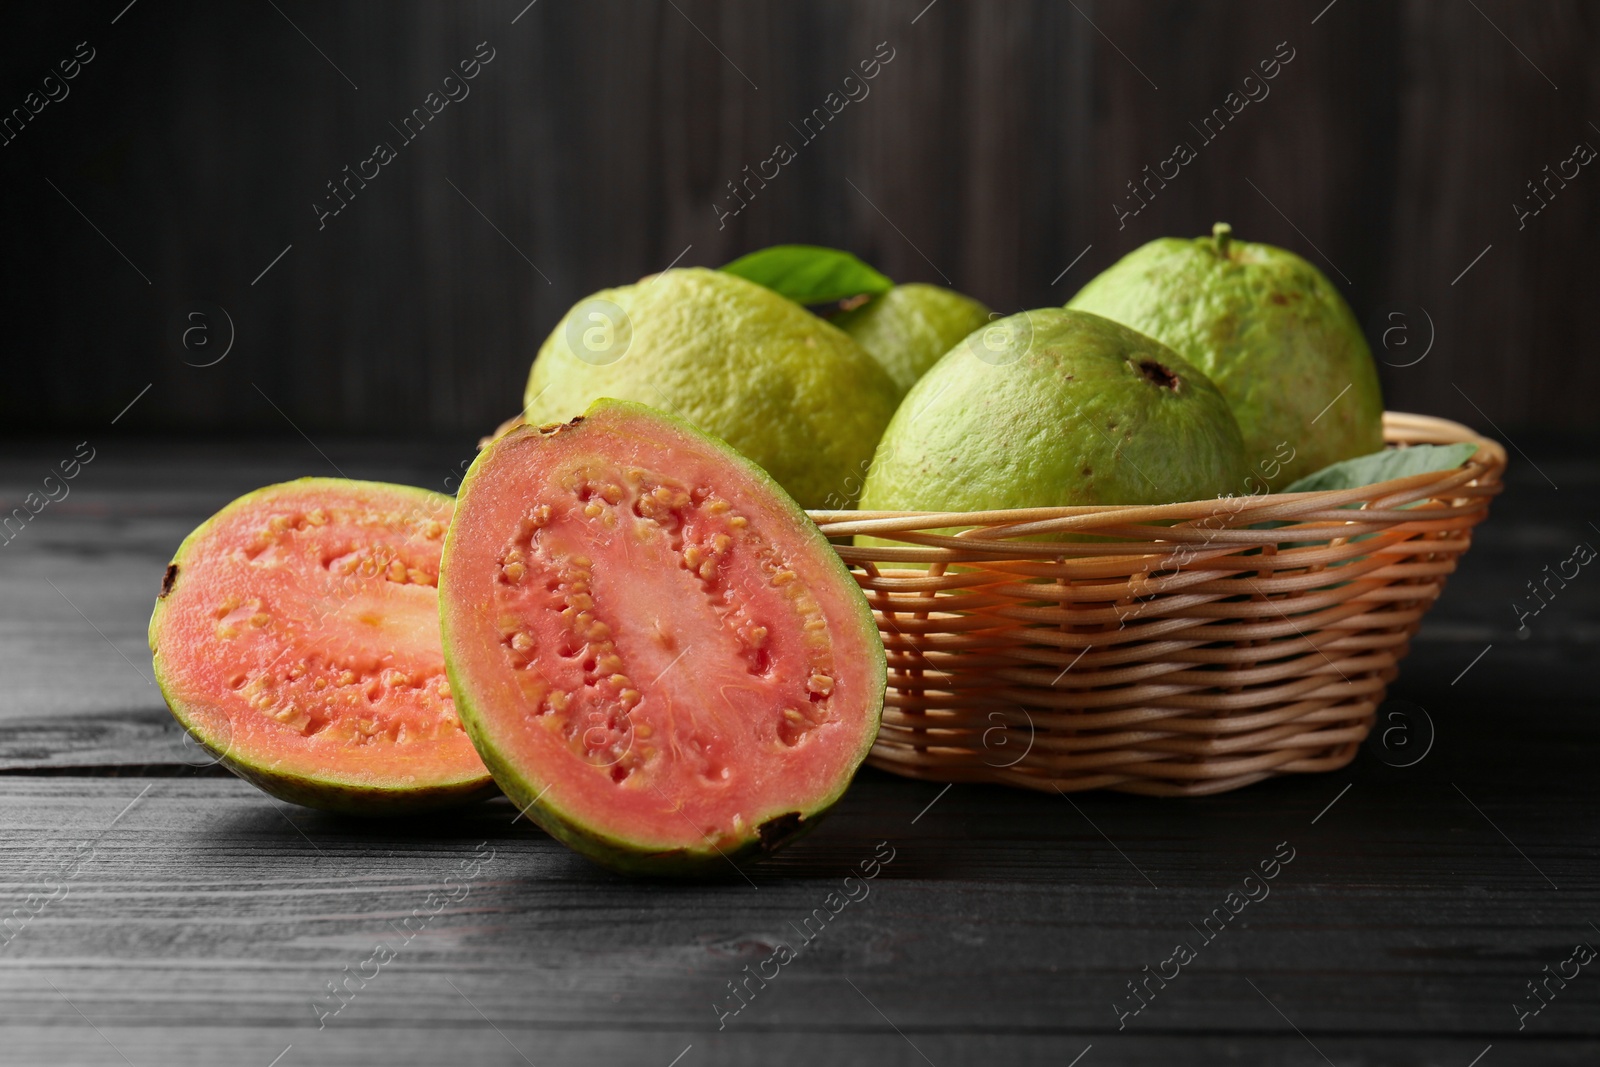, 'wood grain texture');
0,747,1595,1062
0,444,1597,1062
0,1,1595,442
